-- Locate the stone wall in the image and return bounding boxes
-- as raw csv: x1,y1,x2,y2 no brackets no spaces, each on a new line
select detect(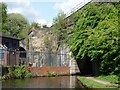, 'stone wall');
28,28,58,65
28,28,71,67
29,28,57,53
